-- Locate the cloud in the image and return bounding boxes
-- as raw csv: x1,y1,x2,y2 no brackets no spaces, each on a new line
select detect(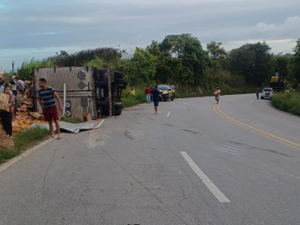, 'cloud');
0,0,300,70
